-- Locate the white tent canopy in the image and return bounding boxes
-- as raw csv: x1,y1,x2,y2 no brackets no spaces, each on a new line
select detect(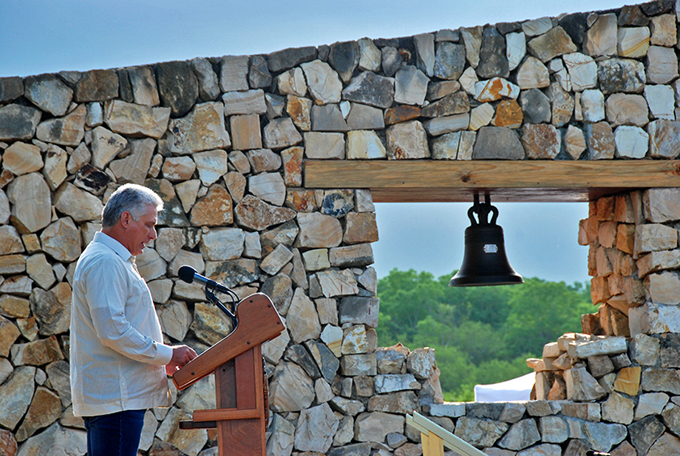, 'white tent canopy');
474,372,535,402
